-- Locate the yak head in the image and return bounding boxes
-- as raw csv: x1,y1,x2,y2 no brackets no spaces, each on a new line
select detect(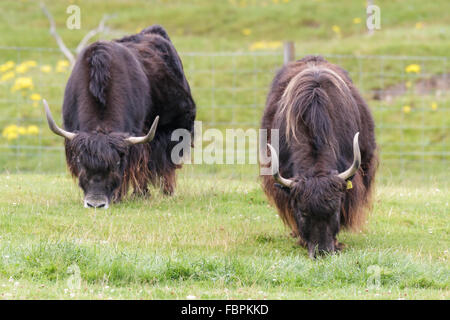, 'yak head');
43,99,158,209
267,133,361,258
